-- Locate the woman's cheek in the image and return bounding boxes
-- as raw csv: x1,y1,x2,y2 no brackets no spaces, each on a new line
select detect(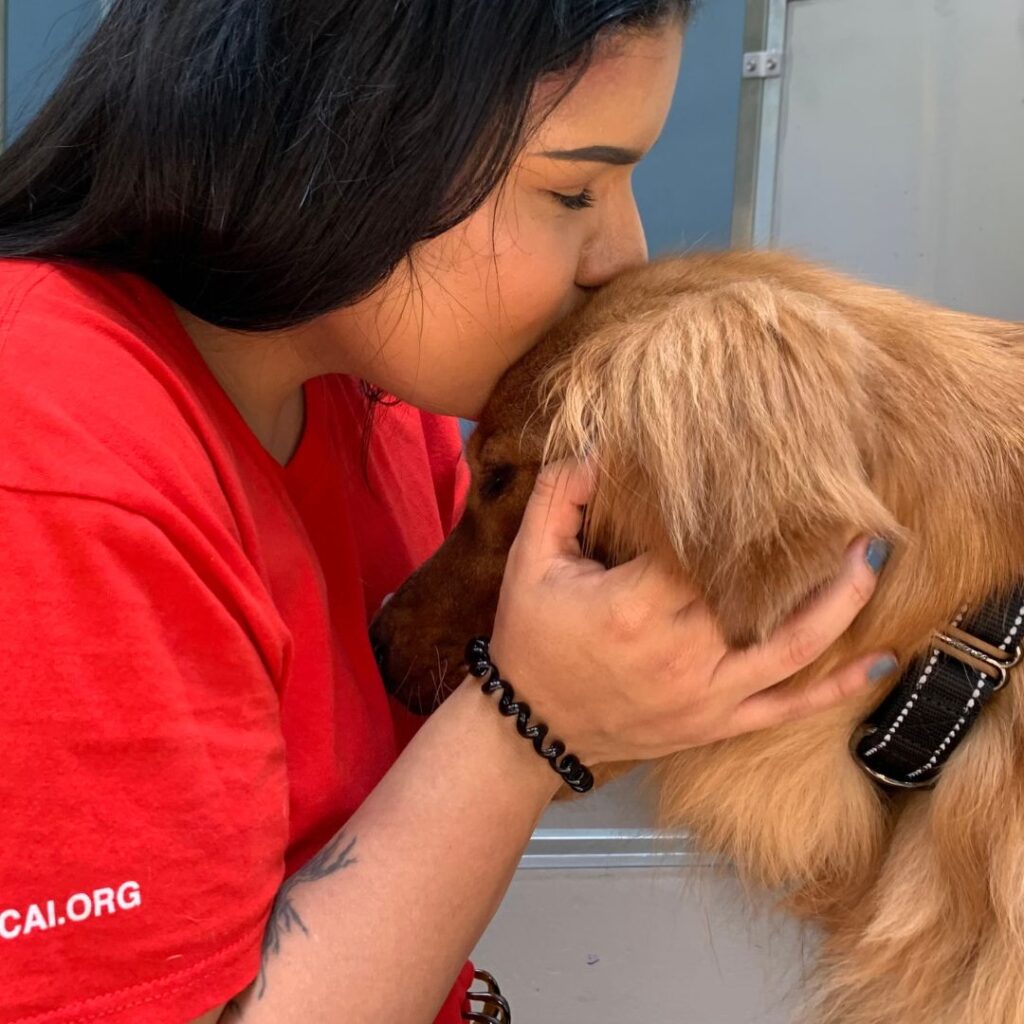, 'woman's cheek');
497,235,582,339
